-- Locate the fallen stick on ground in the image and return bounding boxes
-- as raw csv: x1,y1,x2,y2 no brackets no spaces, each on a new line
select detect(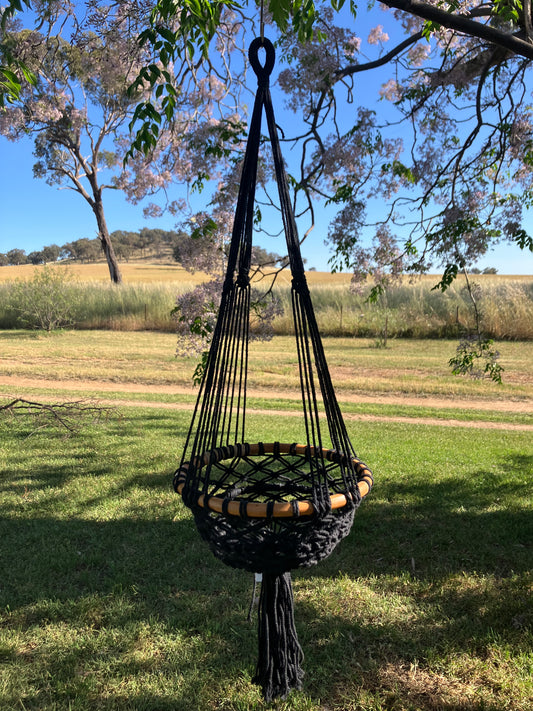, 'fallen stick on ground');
0,397,116,434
